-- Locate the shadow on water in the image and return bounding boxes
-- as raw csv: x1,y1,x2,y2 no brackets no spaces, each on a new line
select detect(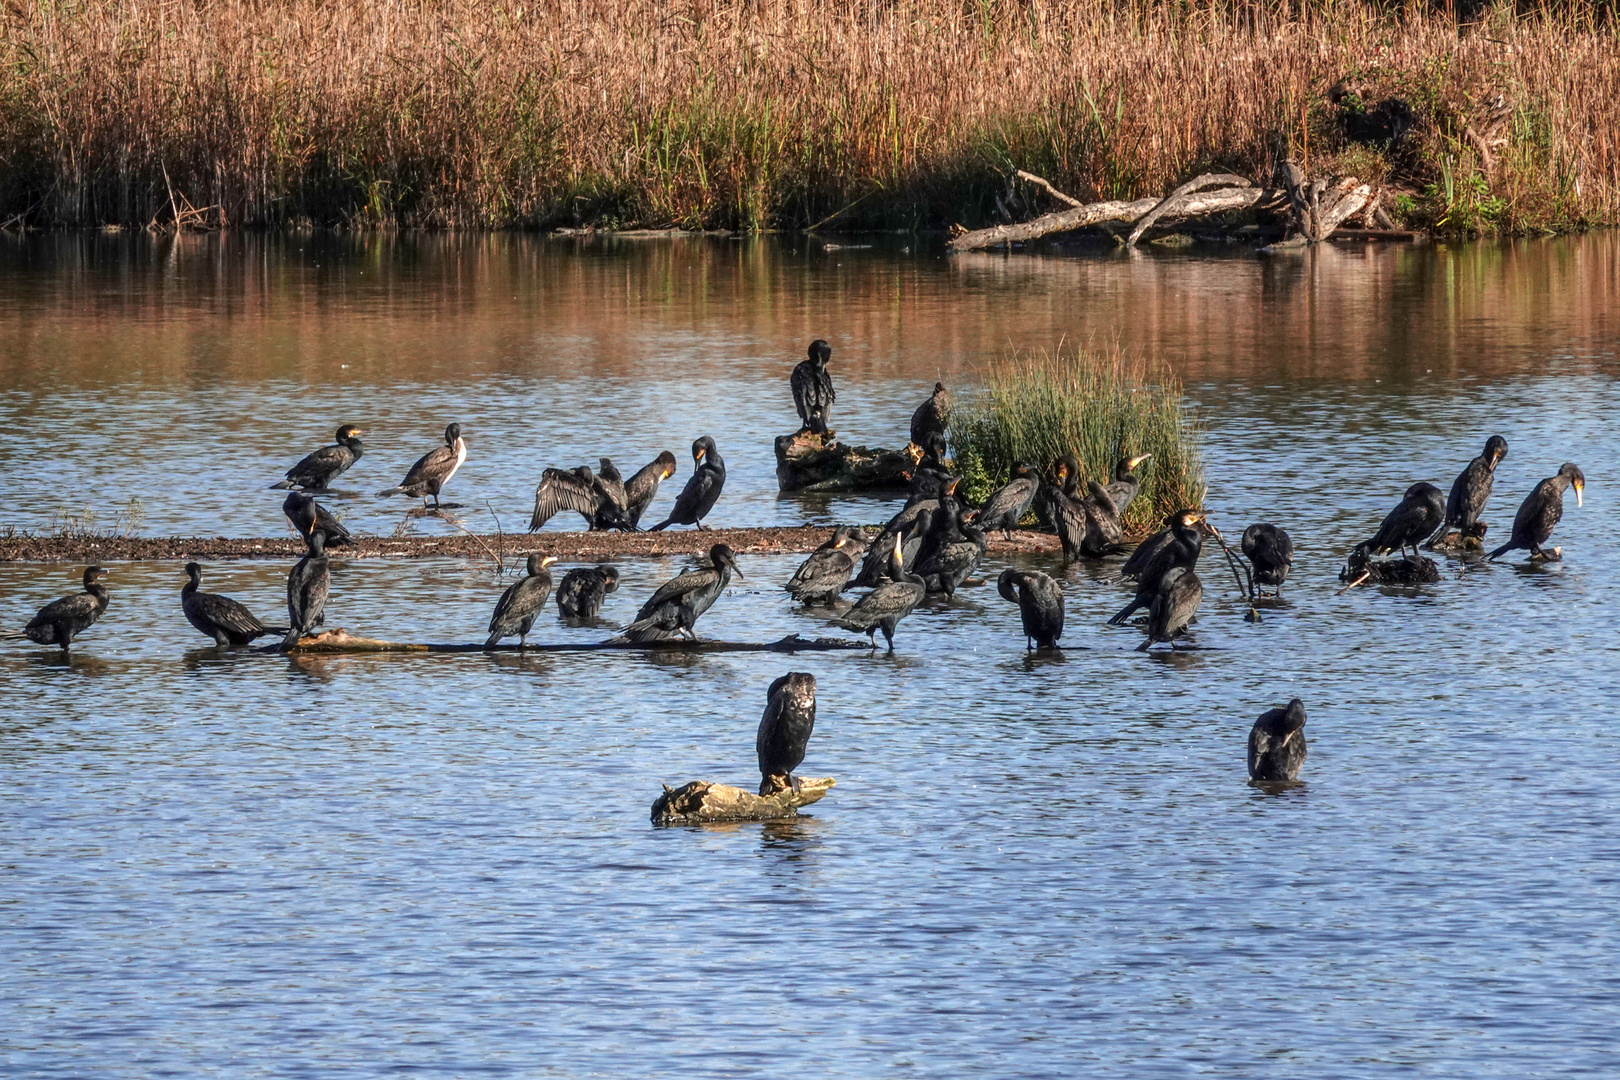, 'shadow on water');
1247,779,1308,798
